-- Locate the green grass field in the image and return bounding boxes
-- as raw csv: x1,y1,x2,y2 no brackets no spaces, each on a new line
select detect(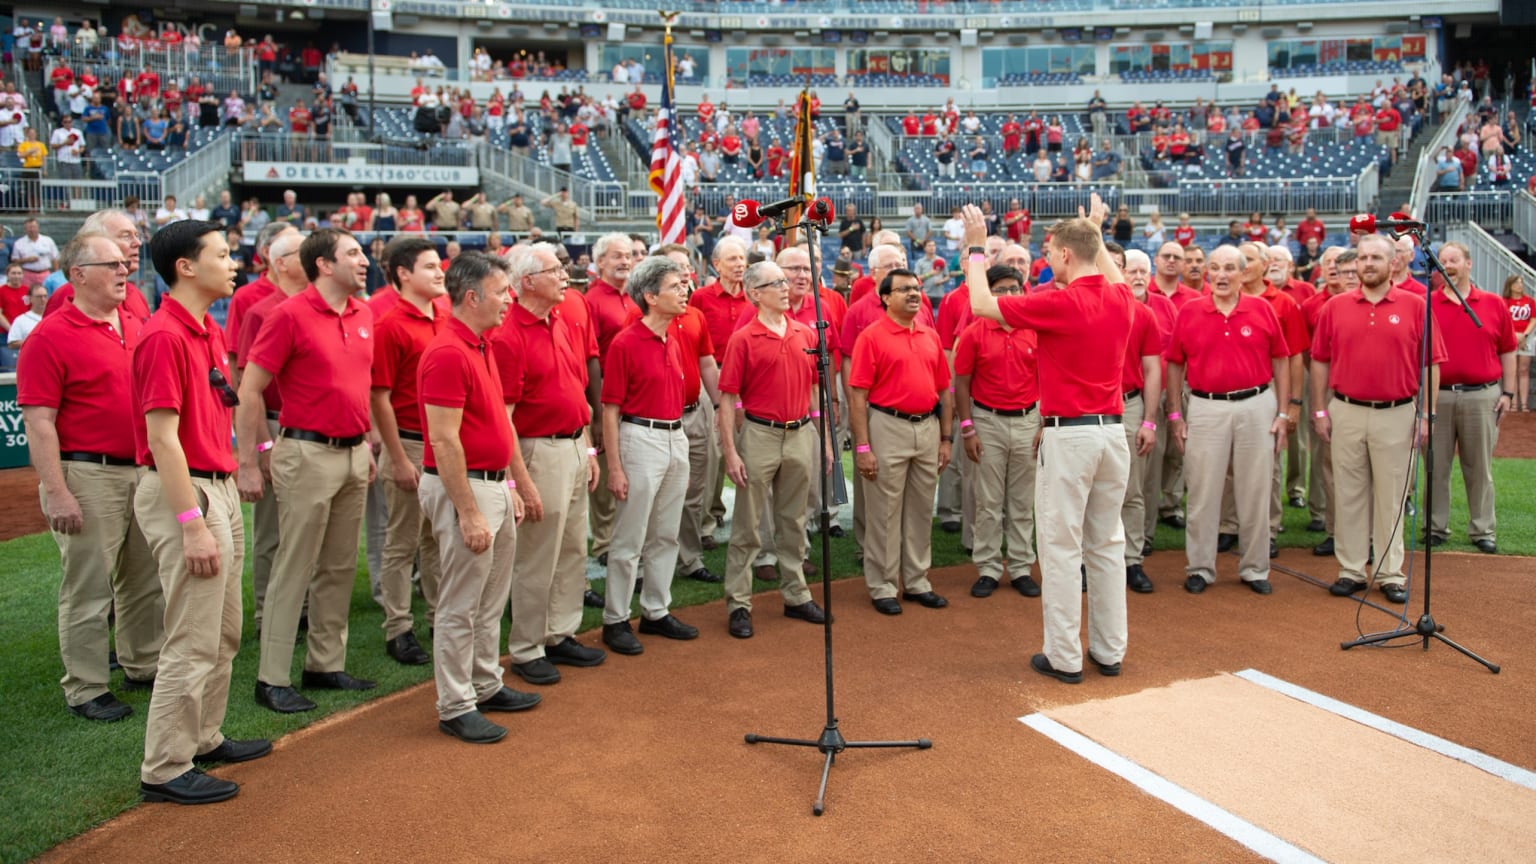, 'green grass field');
2,455,1531,863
